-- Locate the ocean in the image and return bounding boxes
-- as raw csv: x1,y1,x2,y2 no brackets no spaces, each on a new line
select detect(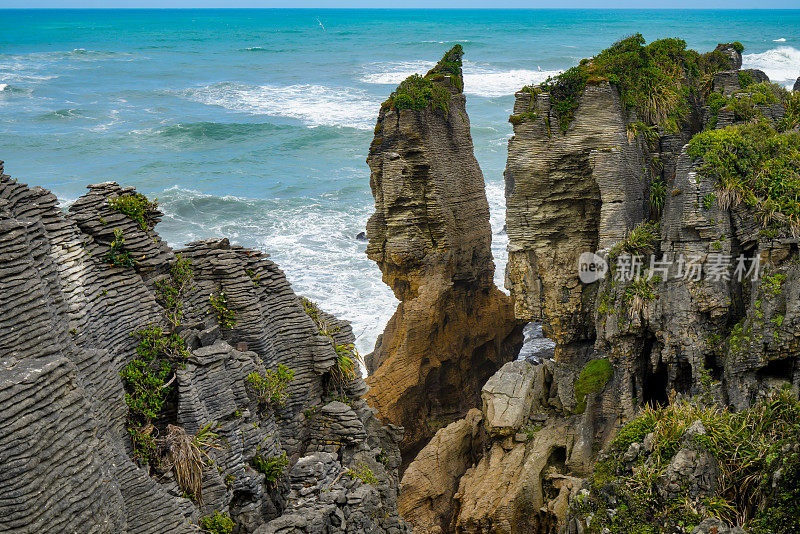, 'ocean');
1,8,799,356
